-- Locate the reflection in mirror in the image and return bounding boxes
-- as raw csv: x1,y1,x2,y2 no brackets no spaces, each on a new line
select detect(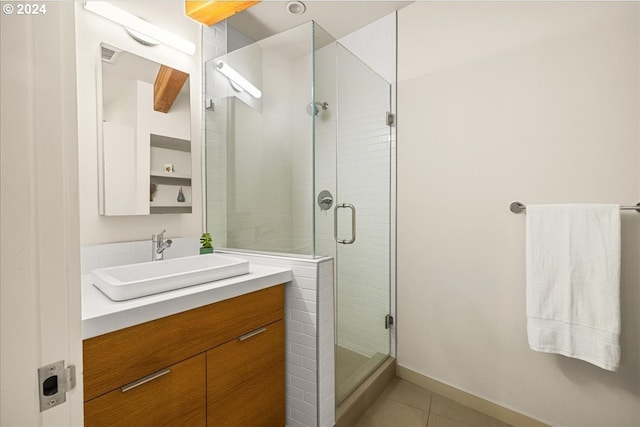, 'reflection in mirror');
98,44,192,216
